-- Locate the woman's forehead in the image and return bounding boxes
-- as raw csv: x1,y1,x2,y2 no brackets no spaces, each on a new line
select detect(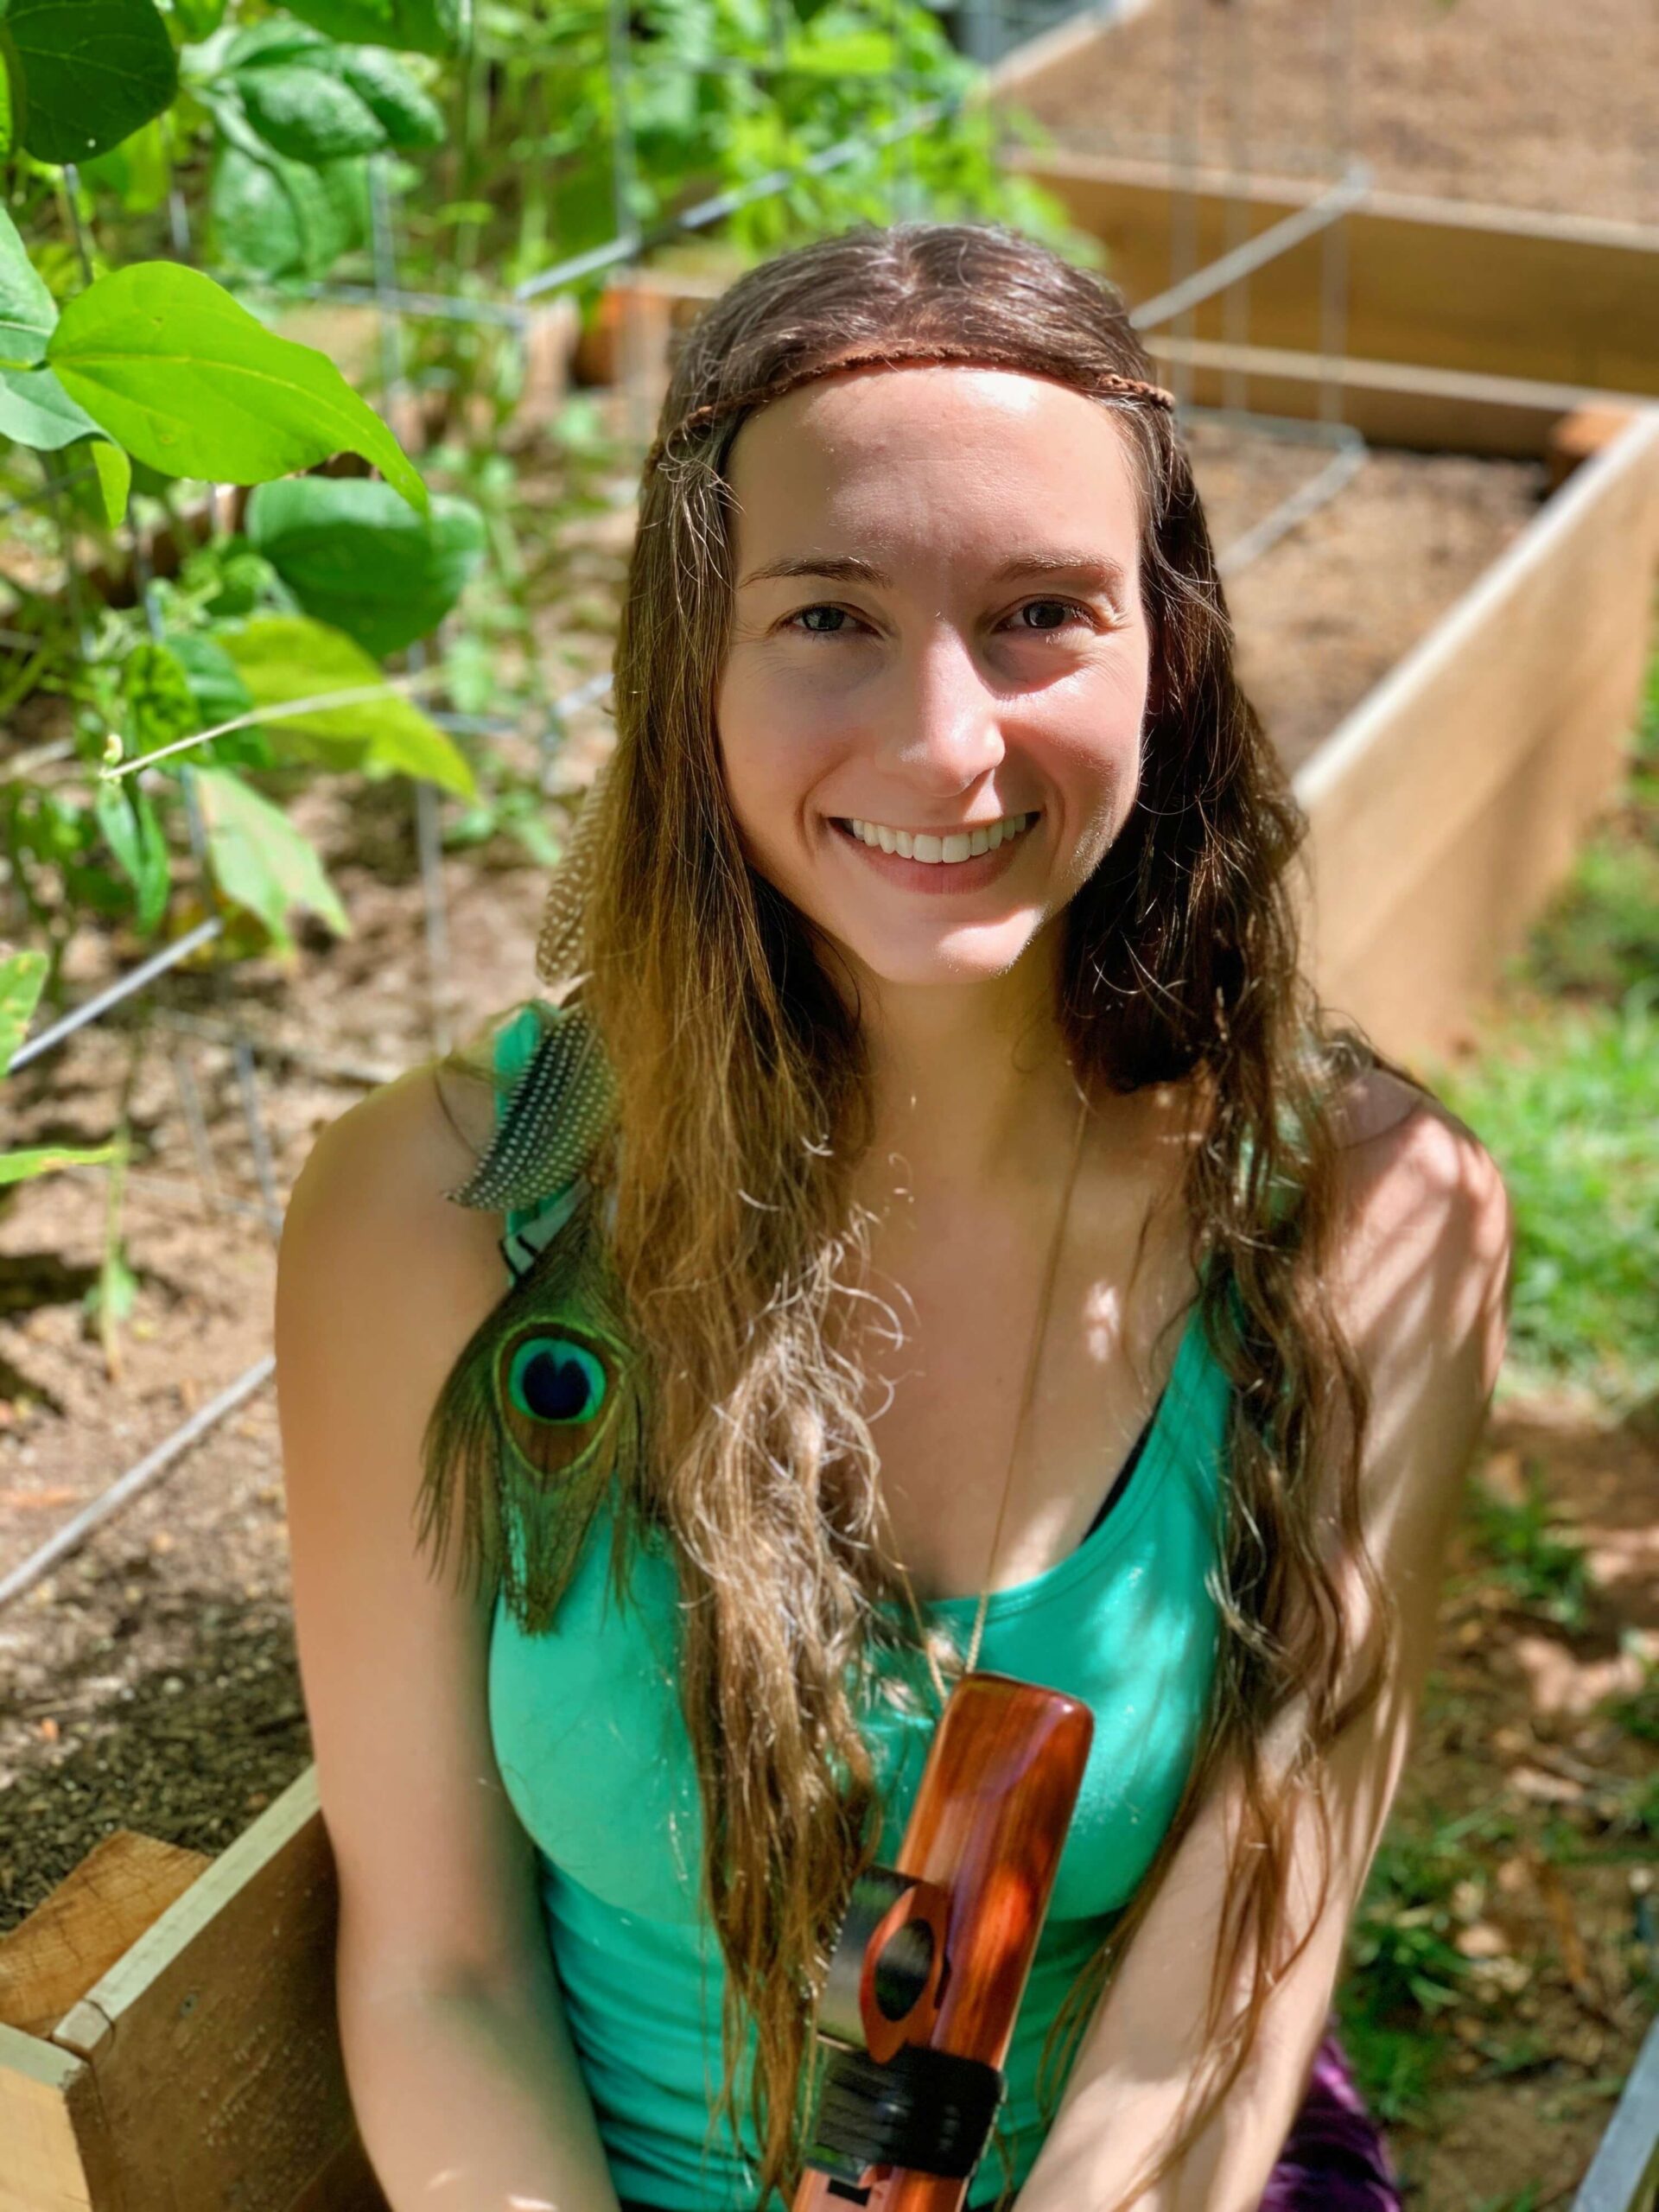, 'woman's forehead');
725,364,1142,553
